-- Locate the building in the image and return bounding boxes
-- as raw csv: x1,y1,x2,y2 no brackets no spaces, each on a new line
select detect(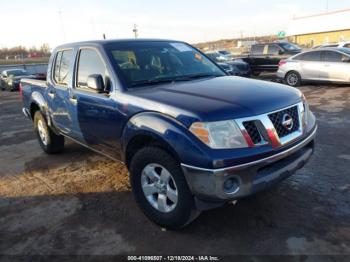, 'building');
287,8,350,47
